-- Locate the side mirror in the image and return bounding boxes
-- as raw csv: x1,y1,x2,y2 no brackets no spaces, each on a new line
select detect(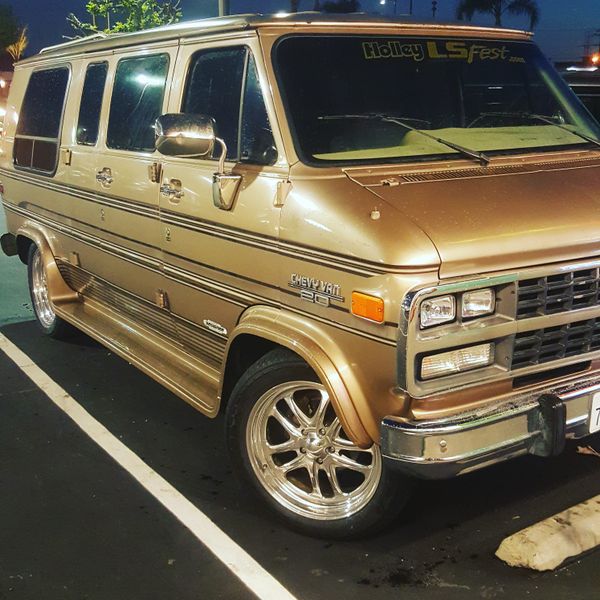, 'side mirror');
155,113,242,212
155,113,216,157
